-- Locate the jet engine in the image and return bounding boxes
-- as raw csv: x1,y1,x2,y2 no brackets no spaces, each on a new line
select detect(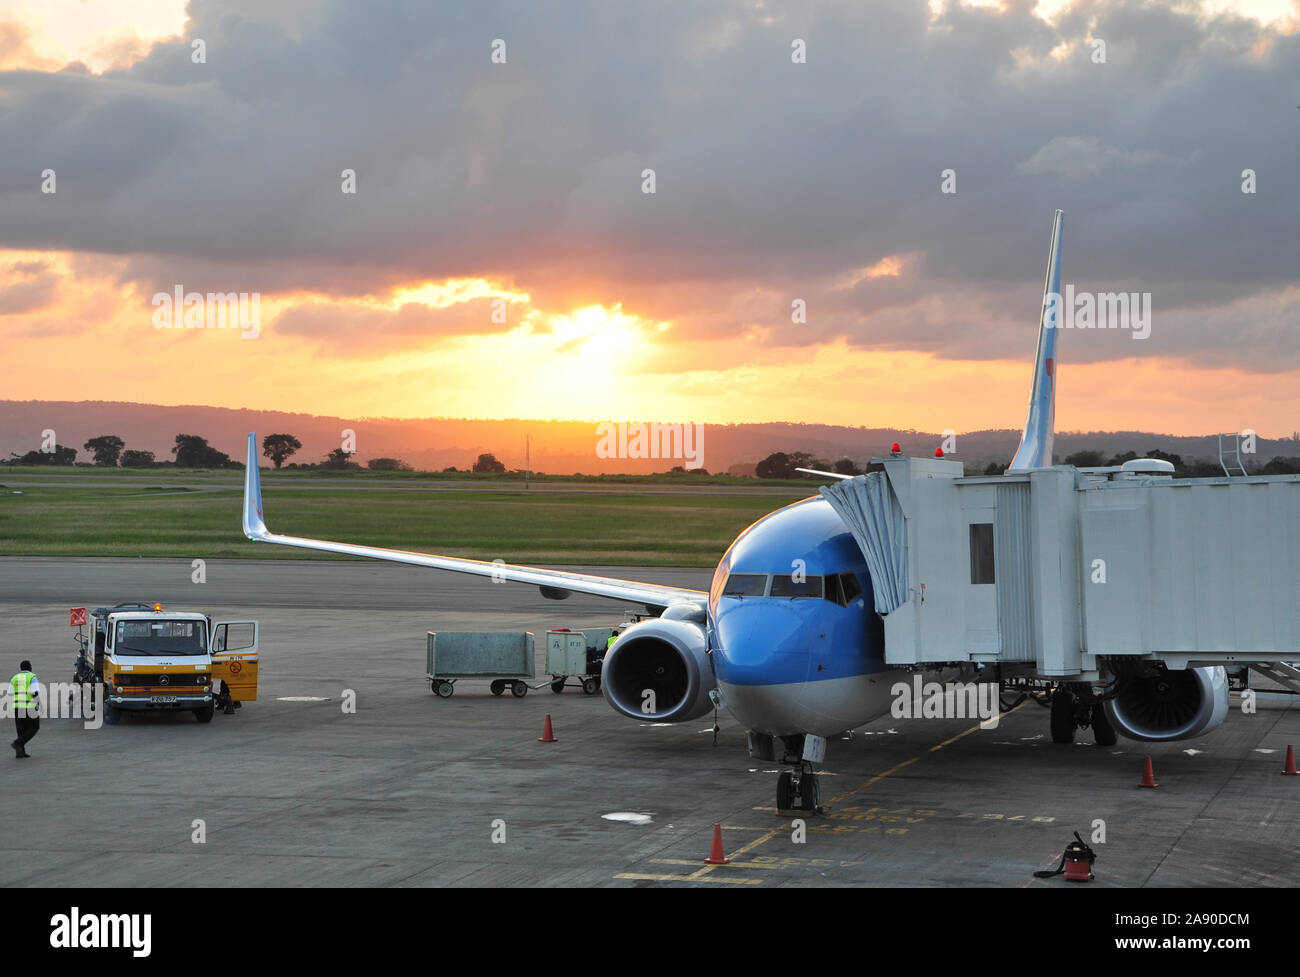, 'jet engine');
1103,665,1229,742
601,616,716,722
